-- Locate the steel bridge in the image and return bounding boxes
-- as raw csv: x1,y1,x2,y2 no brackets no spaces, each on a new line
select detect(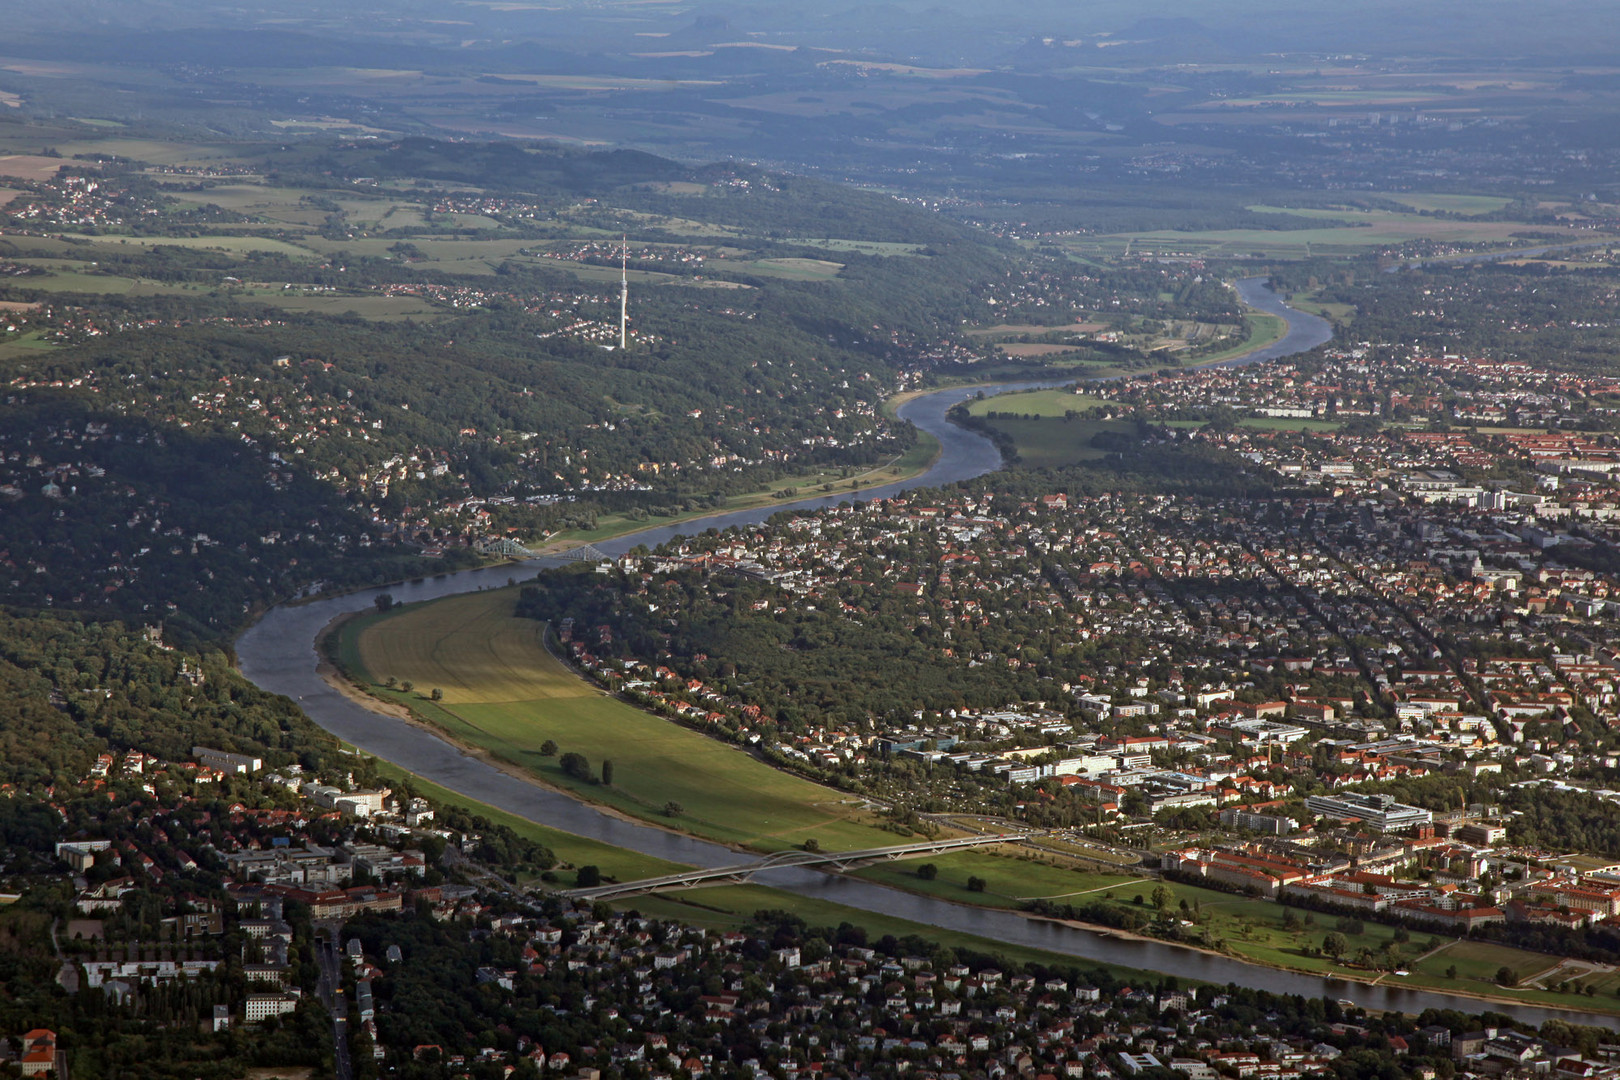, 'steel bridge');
554,543,611,563
560,833,1030,902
